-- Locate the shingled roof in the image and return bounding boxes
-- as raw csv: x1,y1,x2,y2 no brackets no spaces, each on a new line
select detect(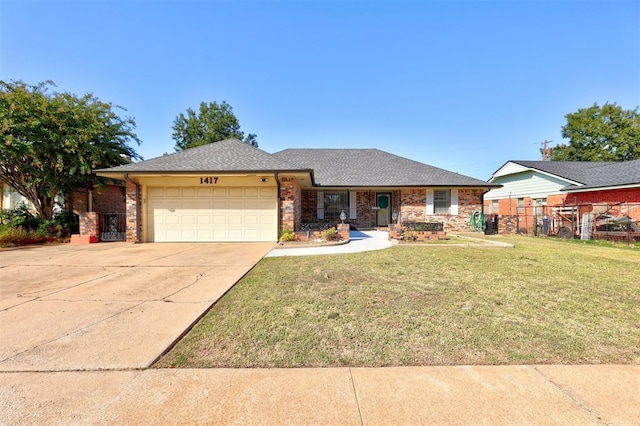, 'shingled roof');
505,161,614,183
96,139,494,187
562,159,640,191
273,148,492,187
95,138,304,173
